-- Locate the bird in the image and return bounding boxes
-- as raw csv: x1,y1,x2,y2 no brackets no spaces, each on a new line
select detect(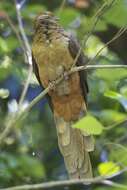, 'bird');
32,11,94,179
